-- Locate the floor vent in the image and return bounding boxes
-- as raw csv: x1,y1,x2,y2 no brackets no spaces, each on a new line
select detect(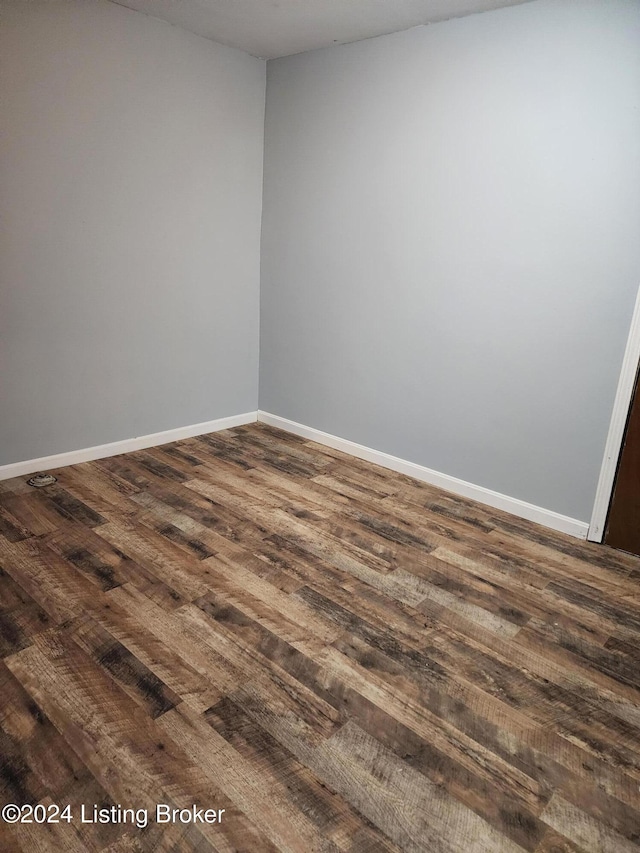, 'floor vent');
27,472,57,488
